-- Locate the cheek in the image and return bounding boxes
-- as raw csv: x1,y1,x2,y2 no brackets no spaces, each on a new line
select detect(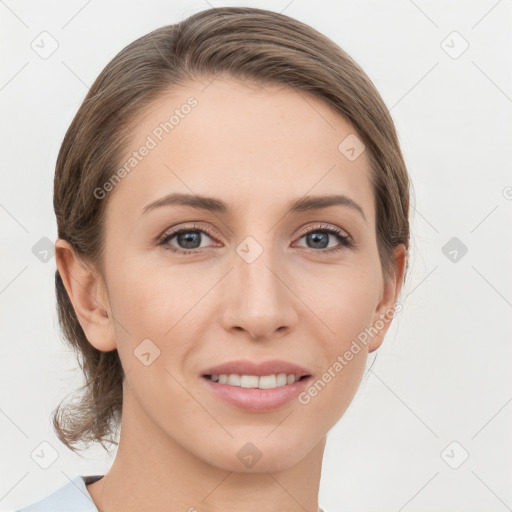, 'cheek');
303,262,380,341
107,258,214,382
301,347,368,439
107,253,205,333
300,265,378,404
296,273,375,425
332,285,377,342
